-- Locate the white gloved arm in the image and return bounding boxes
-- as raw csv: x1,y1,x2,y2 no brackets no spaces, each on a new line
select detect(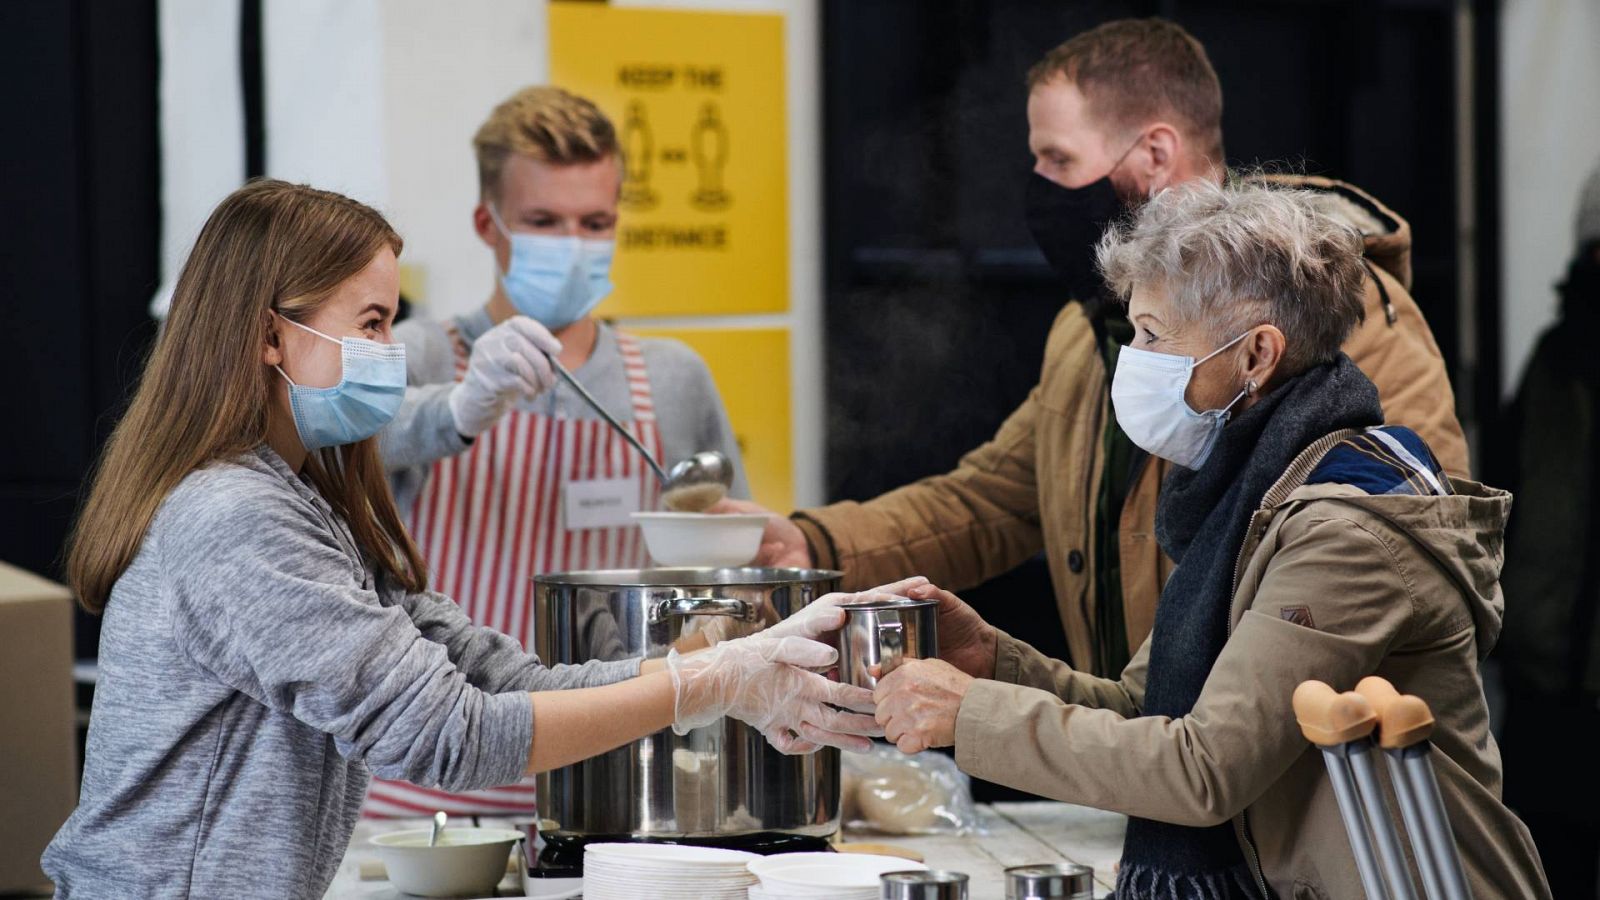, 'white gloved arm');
693,576,930,649
448,316,562,437
761,576,931,642
667,635,881,754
